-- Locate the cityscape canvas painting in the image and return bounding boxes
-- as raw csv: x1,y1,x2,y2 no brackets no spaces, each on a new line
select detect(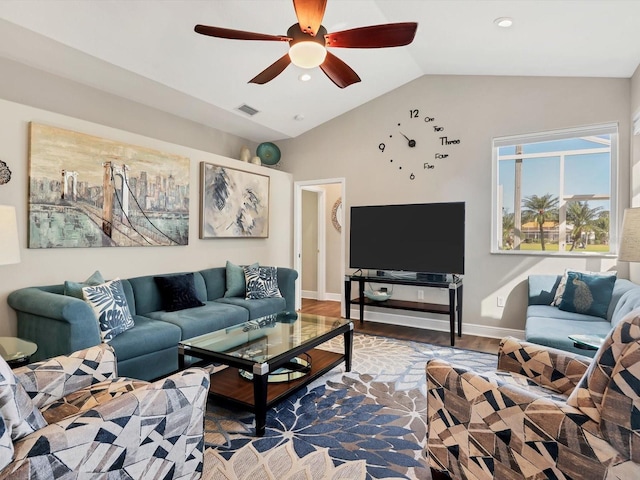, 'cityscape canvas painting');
200,162,269,238
28,123,190,248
